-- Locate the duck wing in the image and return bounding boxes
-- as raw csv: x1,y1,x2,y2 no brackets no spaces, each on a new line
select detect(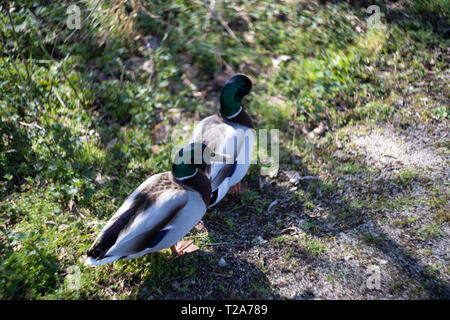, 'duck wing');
86,173,188,264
